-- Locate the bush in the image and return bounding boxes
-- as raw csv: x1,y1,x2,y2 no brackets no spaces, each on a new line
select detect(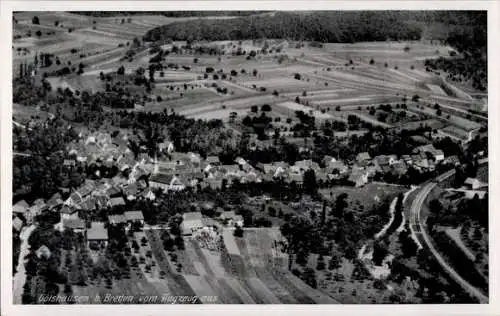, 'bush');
32,16,40,25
